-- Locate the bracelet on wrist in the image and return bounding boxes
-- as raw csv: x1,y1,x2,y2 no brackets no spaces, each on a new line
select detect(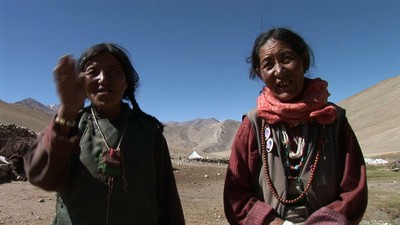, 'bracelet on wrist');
55,116,76,128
